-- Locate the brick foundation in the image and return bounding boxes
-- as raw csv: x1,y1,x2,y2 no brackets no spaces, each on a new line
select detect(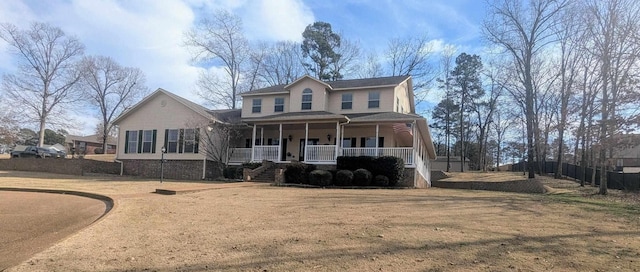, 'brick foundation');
122,159,222,180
